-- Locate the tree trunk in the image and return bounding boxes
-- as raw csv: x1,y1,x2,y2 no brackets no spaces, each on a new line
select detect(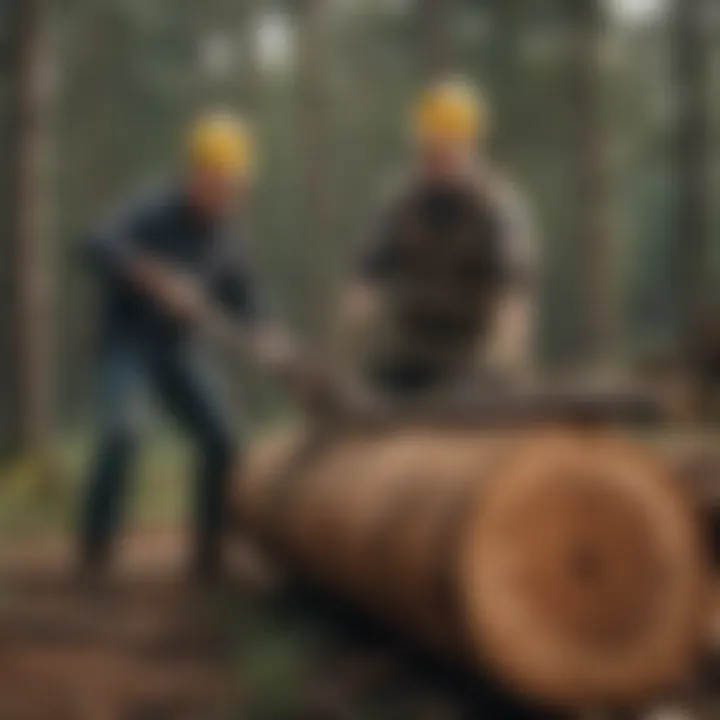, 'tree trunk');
236,0,260,109
4,0,54,461
296,0,333,342
675,0,710,387
568,0,615,363
194,0,259,109
418,0,454,81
